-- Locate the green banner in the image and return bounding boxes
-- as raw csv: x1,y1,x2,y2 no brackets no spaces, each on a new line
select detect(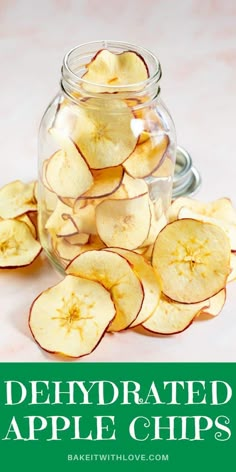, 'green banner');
0,363,235,471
